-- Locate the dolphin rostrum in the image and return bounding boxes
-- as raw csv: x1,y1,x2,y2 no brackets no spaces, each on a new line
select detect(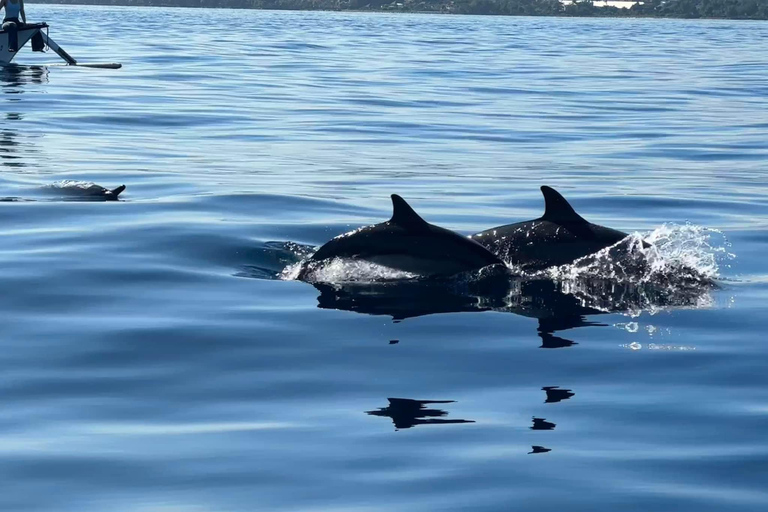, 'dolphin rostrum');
298,194,503,280
471,186,635,271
